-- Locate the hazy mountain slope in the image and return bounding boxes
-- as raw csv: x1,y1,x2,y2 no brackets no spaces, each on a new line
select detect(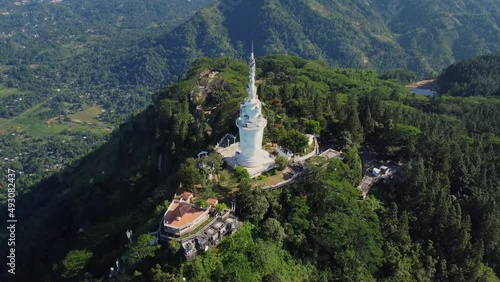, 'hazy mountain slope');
0,0,216,121
0,0,216,118
0,0,216,196
381,0,500,72
148,0,500,78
